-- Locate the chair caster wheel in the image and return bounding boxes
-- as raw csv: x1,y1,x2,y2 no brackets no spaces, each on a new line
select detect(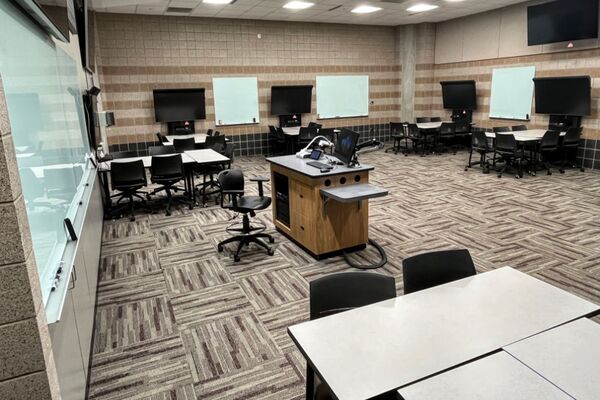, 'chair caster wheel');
269,237,275,243
217,245,223,252
515,175,521,179
267,249,275,256
483,169,489,174
234,255,241,262
130,217,135,222
531,172,536,177
165,211,171,217
547,171,552,175
464,167,468,171
146,194,152,201
559,170,565,174
497,175,502,178
580,168,585,172
188,205,193,210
